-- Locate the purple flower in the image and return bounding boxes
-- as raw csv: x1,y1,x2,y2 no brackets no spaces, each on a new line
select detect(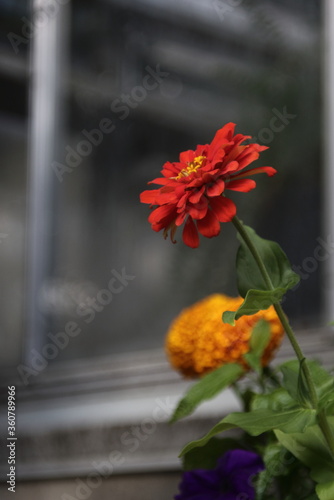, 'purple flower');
175,449,264,500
